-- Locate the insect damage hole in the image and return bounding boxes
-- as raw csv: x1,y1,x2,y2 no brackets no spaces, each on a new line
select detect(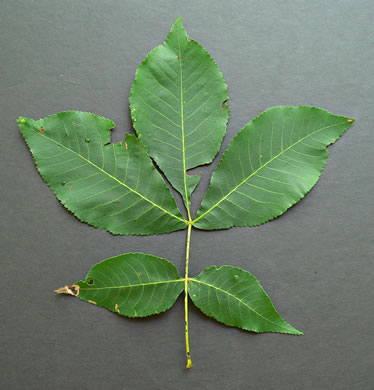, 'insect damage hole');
221,99,228,110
